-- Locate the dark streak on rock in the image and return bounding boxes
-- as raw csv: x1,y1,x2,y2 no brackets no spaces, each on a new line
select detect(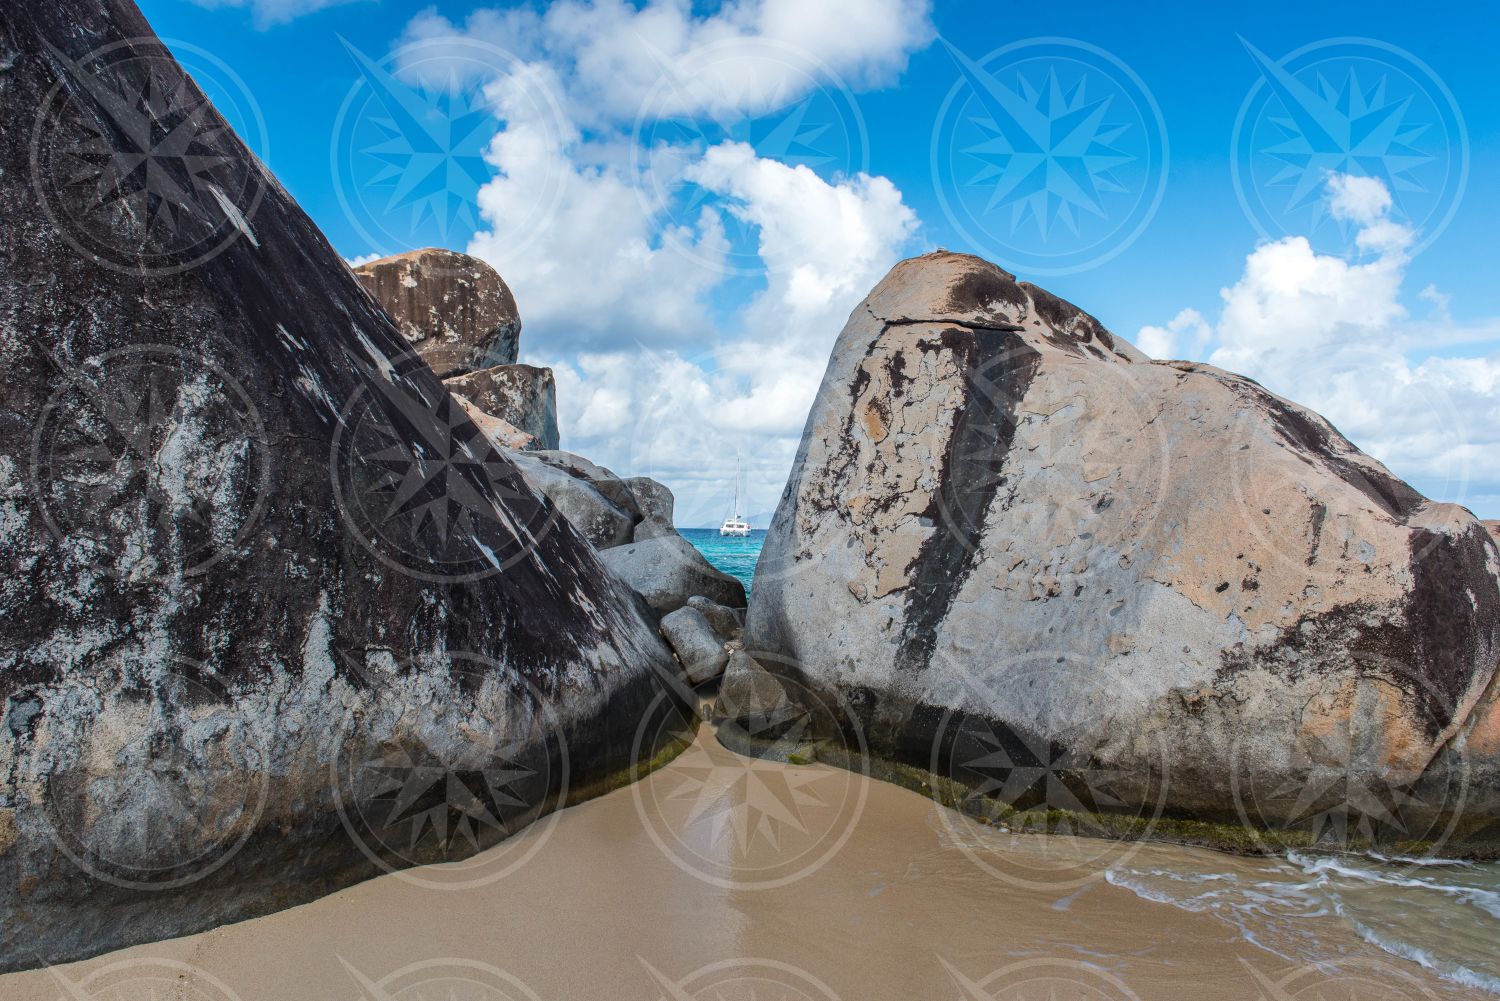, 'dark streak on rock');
944,262,1027,316
1258,389,1424,518
1219,524,1500,741
1020,281,1118,354
1308,503,1327,565
894,325,1042,678
1406,525,1500,736
884,349,910,398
